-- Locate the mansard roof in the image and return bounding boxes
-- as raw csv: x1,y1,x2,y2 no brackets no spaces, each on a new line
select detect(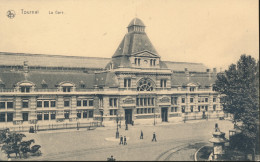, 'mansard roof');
0,52,110,69
112,18,159,58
